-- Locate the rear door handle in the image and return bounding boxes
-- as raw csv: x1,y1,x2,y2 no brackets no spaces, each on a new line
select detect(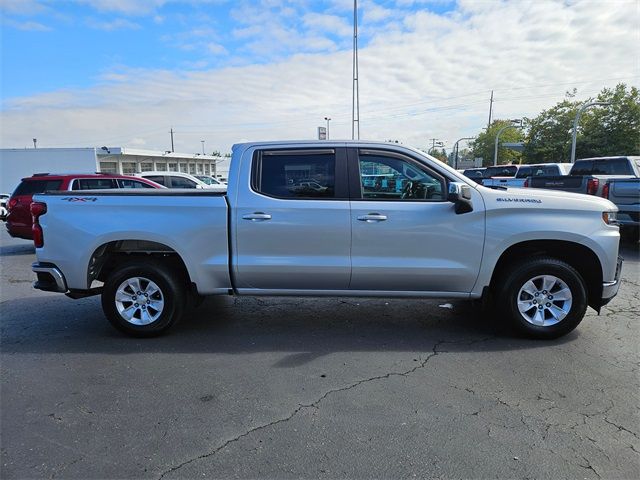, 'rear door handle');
242,212,272,221
357,213,387,222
